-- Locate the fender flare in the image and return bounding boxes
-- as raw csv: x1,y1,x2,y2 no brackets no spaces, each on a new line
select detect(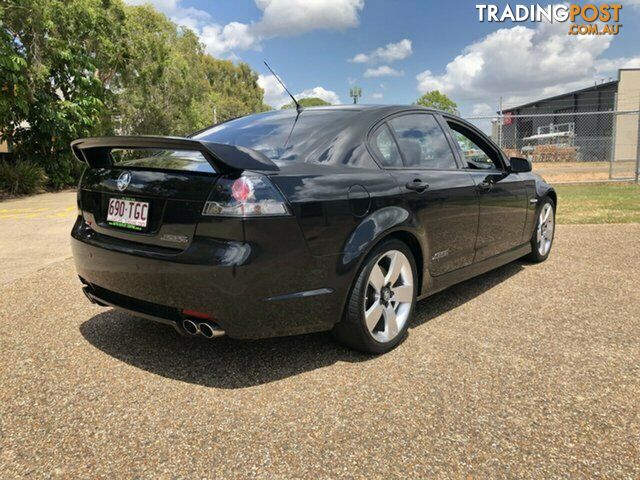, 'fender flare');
535,179,557,205
333,206,429,325
339,205,428,279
